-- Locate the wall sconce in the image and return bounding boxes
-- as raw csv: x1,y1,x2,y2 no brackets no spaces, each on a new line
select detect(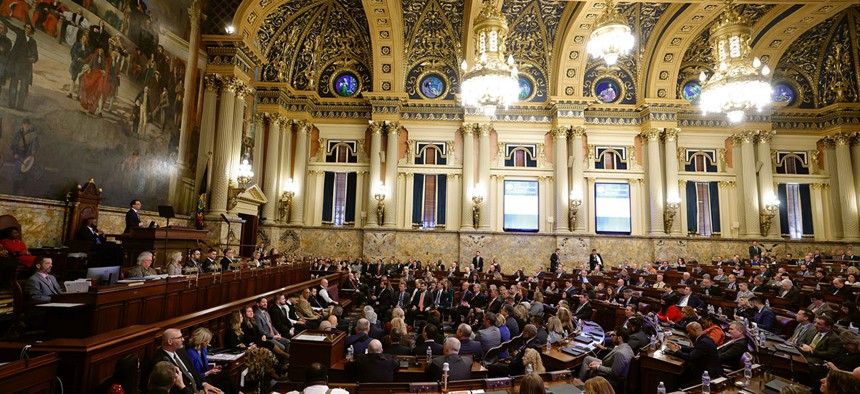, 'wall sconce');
471,186,484,229
278,179,297,222
227,159,254,210
569,191,582,232
374,183,387,225
760,195,780,236
663,196,681,234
